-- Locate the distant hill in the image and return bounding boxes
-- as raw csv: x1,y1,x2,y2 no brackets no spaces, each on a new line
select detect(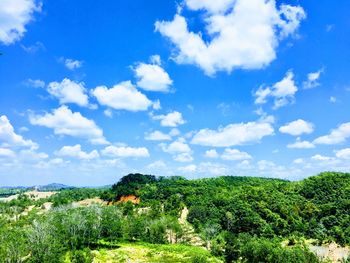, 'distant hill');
0,183,73,191
36,183,74,191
